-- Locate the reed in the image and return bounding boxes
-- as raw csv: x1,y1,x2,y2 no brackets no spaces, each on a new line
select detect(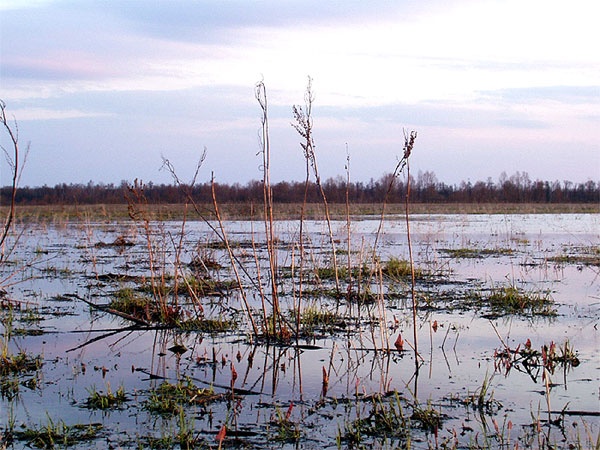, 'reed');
293,77,340,296
125,179,172,322
403,131,419,361
210,175,258,337
256,80,283,339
